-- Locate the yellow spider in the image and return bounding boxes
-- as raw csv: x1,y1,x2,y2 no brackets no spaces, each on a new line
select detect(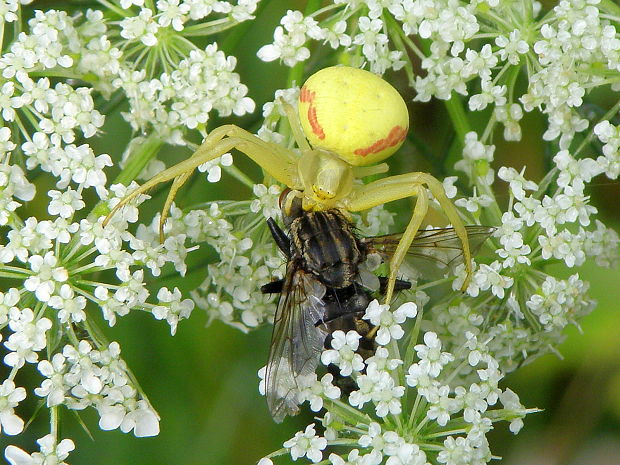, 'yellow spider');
104,66,472,303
